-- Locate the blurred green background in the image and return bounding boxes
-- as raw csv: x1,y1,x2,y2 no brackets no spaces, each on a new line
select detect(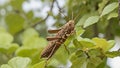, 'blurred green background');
0,0,120,68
